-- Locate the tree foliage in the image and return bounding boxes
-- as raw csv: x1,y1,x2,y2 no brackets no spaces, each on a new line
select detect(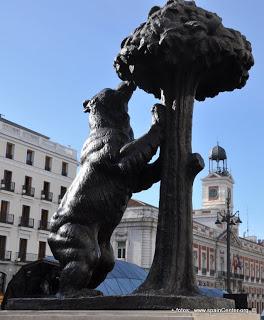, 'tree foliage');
114,0,254,100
